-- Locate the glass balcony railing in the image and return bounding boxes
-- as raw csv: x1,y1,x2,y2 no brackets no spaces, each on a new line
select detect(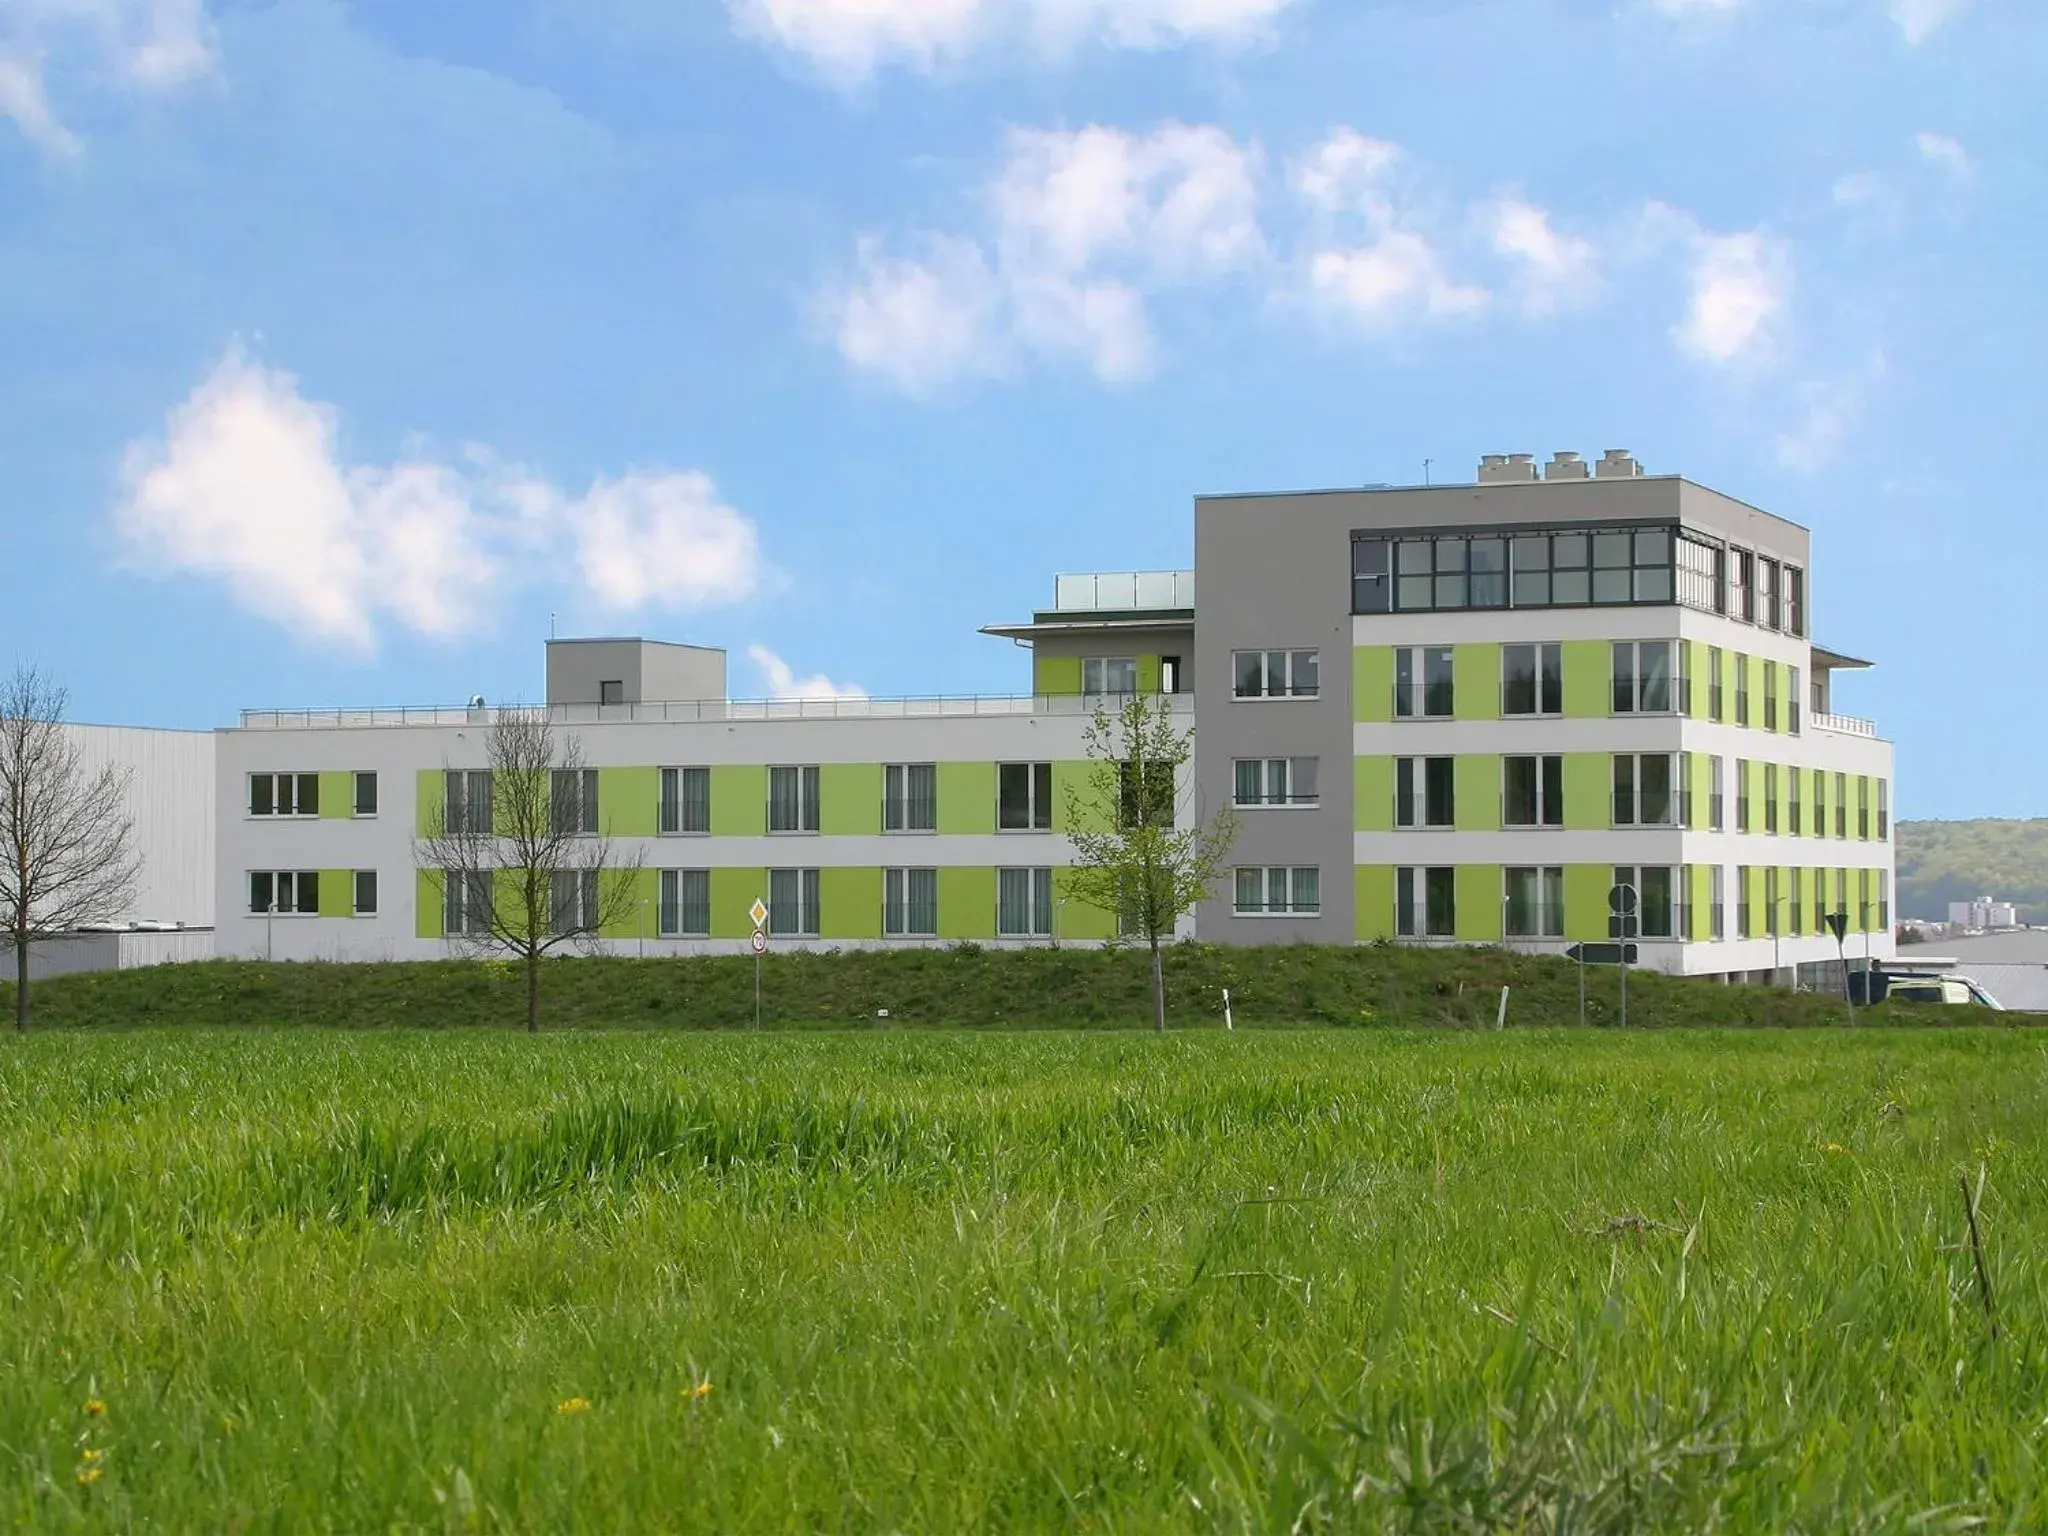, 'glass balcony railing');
1051,570,1195,612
